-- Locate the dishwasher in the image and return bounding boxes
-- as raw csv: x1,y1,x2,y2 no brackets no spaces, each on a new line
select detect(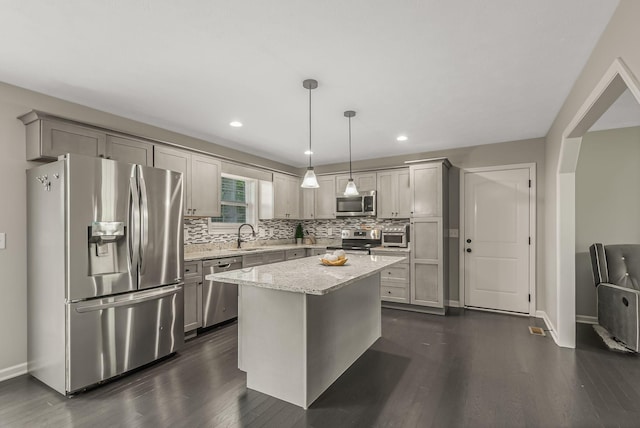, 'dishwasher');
202,257,242,328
